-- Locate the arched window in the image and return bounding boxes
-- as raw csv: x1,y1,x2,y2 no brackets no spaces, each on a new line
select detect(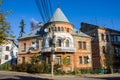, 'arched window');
6,46,9,51
55,27,57,31
67,28,69,32
66,39,69,47
61,27,64,31
58,27,60,31
56,39,61,47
